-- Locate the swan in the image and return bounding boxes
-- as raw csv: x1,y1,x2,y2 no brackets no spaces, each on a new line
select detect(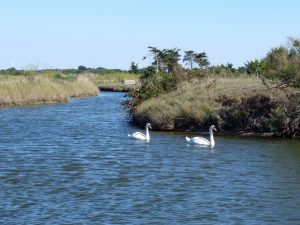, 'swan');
128,123,152,141
186,125,217,147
